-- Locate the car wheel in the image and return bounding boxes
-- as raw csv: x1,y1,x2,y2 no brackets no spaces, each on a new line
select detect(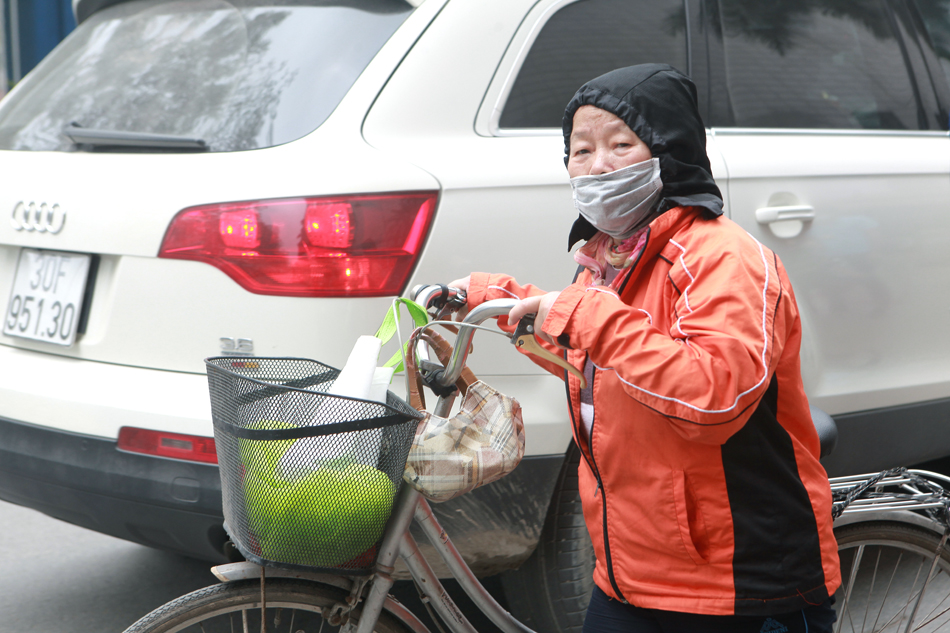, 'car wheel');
501,442,594,633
